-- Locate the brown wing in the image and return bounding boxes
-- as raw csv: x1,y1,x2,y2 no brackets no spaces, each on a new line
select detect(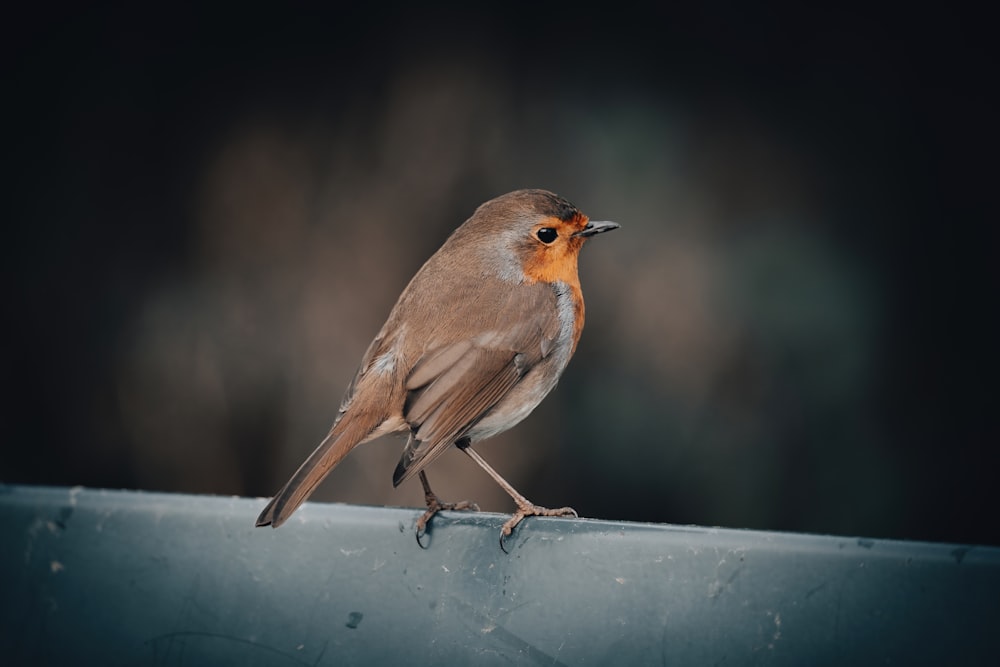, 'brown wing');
391,283,562,486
